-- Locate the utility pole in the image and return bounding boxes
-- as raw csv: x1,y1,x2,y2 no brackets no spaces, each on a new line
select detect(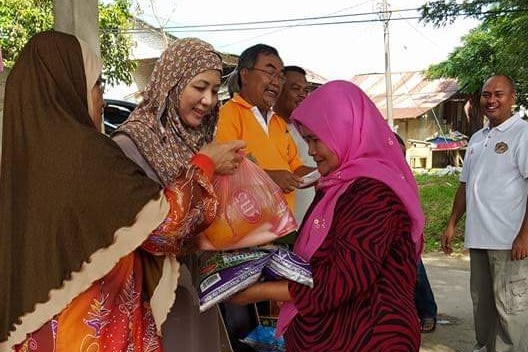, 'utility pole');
378,0,394,127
